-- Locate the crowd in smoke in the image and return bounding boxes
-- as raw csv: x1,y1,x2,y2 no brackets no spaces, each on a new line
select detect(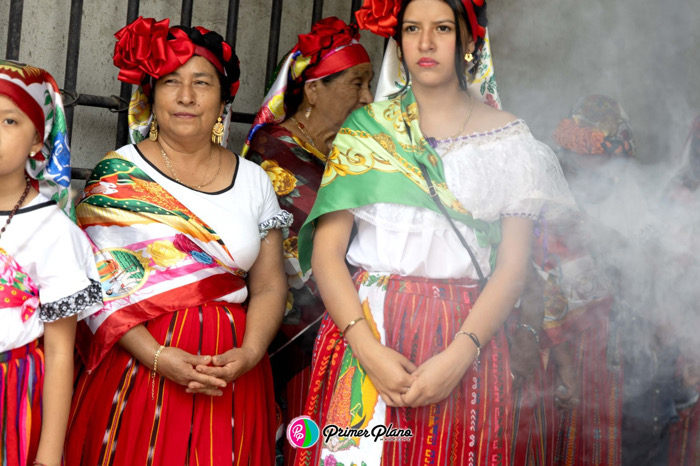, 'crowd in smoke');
537,95,700,465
